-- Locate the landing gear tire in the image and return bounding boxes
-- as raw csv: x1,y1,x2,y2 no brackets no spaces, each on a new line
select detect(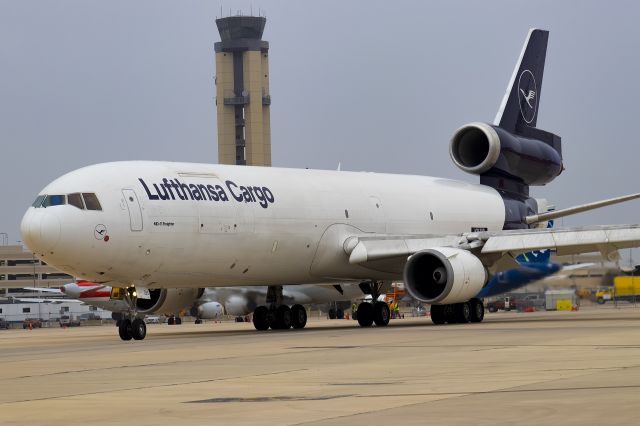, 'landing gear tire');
167,316,175,325
444,305,457,324
357,303,374,327
195,319,202,324
291,304,307,329
274,305,292,330
469,298,485,323
430,305,446,325
373,301,390,326
175,317,182,325
118,319,133,341
253,306,270,331
454,302,471,324
131,318,147,340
